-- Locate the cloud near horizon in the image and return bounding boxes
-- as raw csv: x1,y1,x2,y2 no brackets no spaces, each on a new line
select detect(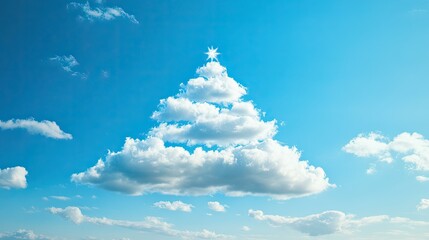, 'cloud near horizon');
49,206,231,239
343,132,429,171
71,60,332,200
0,118,72,140
248,209,429,236
0,166,28,189
0,229,52,240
